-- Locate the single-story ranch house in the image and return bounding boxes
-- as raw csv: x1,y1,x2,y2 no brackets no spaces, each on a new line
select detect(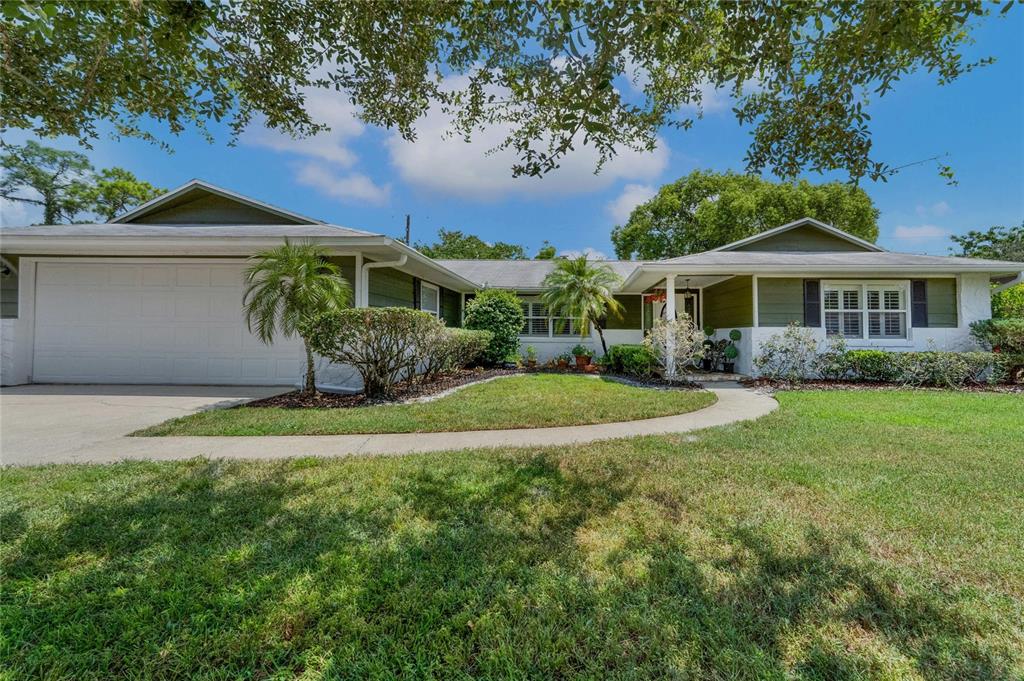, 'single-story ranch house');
2,179,1021,389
